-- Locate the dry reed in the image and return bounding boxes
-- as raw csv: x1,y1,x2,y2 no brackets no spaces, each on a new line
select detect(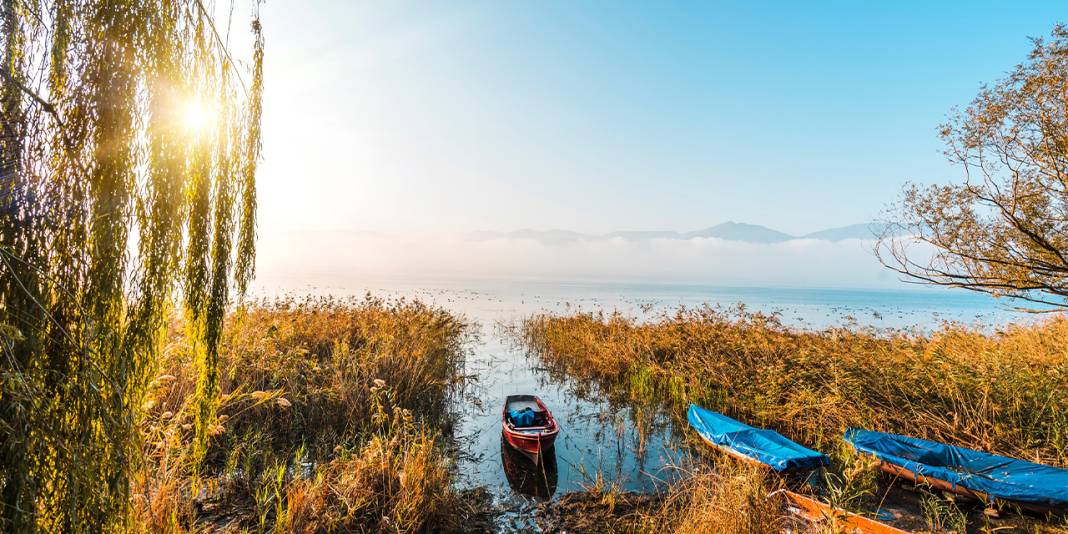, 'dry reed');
523,306,1068,533
524,307,1068,465
132,295,475,533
